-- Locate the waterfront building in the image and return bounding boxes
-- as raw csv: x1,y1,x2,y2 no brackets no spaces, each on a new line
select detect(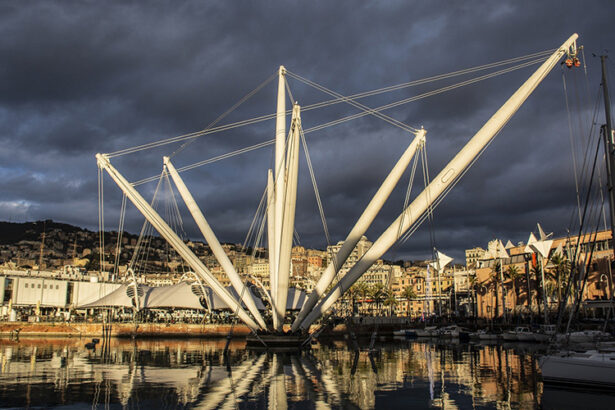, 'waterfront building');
465,246,485,268
474,229,614,319
306,249,324,269
326,235,372,278
389,264,457,318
